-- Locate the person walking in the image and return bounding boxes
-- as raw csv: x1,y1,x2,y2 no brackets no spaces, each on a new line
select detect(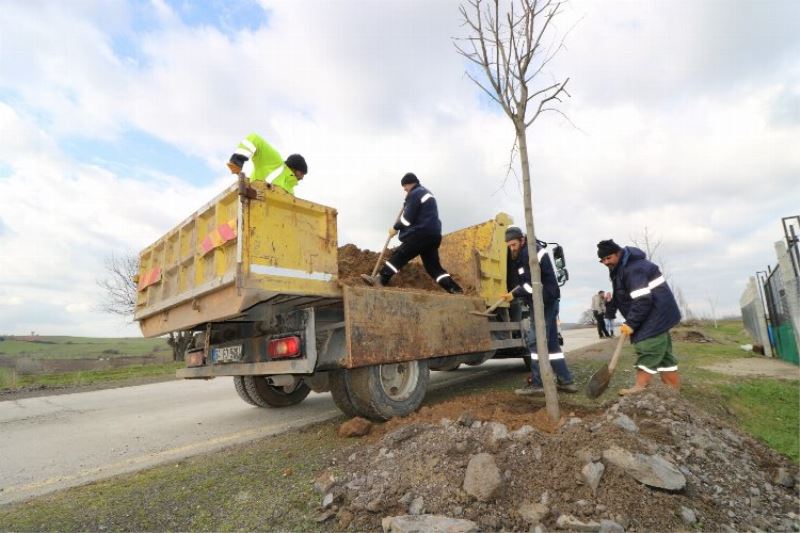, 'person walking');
503,226,577,395
591,290,611,338
361,173,463,294
597,239,682,395
604,291,616,337
226,133,308,195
